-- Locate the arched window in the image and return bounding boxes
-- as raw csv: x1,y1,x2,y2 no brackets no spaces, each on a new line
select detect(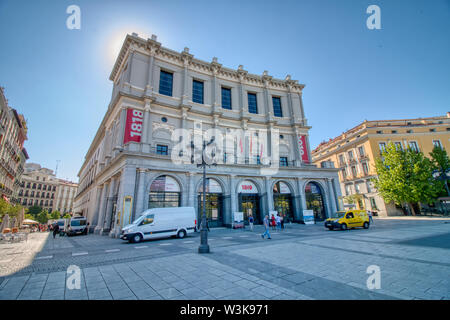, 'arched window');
148,176,181,209
305,182,326,221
